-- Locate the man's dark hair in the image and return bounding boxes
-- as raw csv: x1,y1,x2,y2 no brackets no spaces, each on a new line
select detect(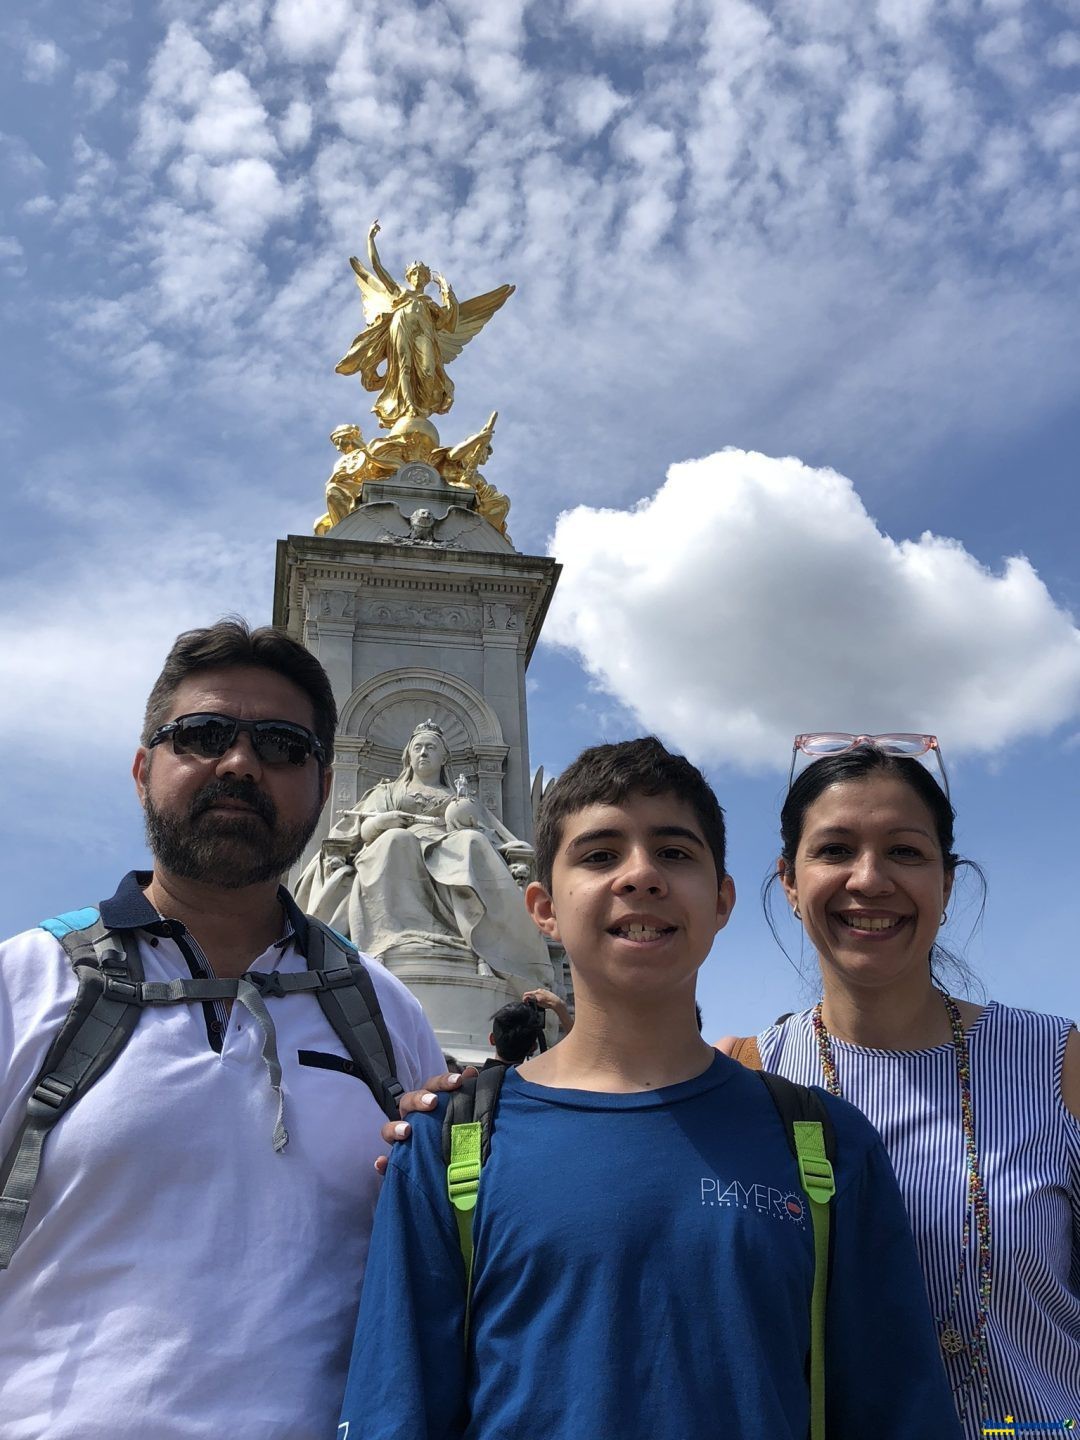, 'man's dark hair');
141,618,337,763
534,736,726,890
491,999,546,1064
